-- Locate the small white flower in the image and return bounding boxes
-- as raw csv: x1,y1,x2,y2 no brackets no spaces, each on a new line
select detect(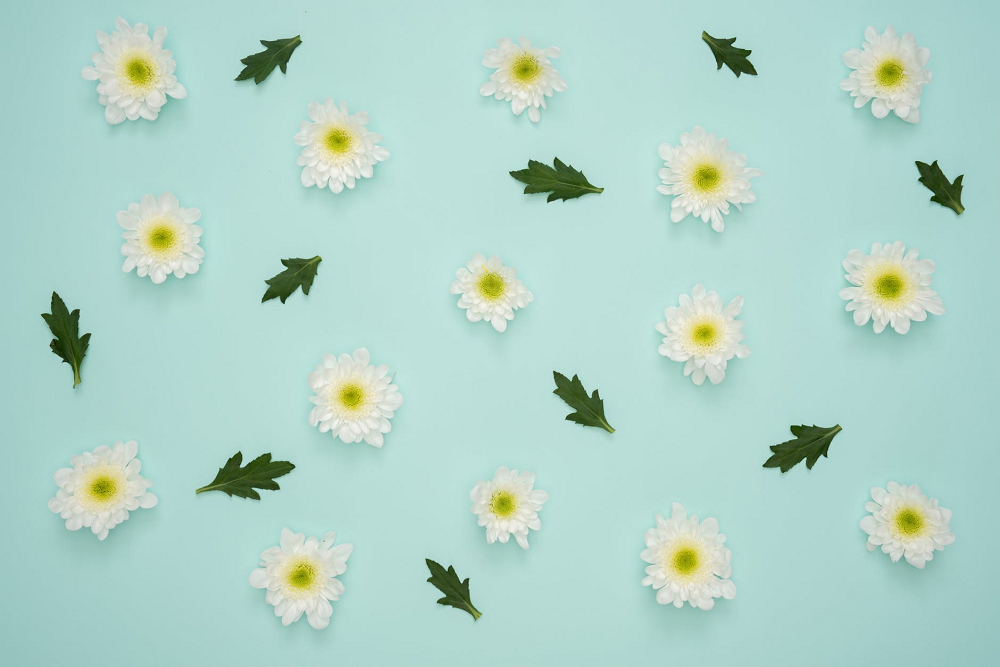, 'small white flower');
860,482,954,569
249,528,353,629
656,284,749,386
480,37,567,123
294,99,389,194
657,126,762,233
470,467,548,549
450,253,533,333
841,26,931,124
48,440,158,541
641,502,736,610
839,241,944,334
81,17,187,125
308,348,403,448
118,192,203,284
